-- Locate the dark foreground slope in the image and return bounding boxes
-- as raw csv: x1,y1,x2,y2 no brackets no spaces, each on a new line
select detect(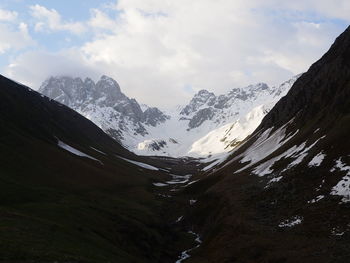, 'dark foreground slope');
183,27,350,262
0,75,178,262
